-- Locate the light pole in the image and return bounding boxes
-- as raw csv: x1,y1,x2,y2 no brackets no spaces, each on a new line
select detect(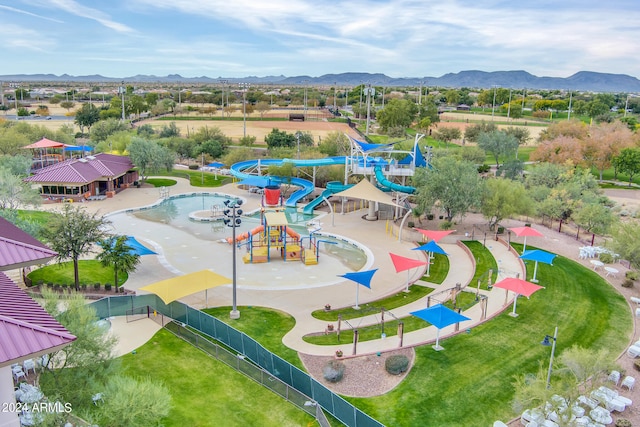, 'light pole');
567,91,573,120
239,83,250,138
219,80,228,119
333,82,337,113
118,81,126,122
223,199,243,319
303,81,308,118
491,85,498,121
624,94,630,118
541,326,558,388
365,84,374,135
296,131,301,160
